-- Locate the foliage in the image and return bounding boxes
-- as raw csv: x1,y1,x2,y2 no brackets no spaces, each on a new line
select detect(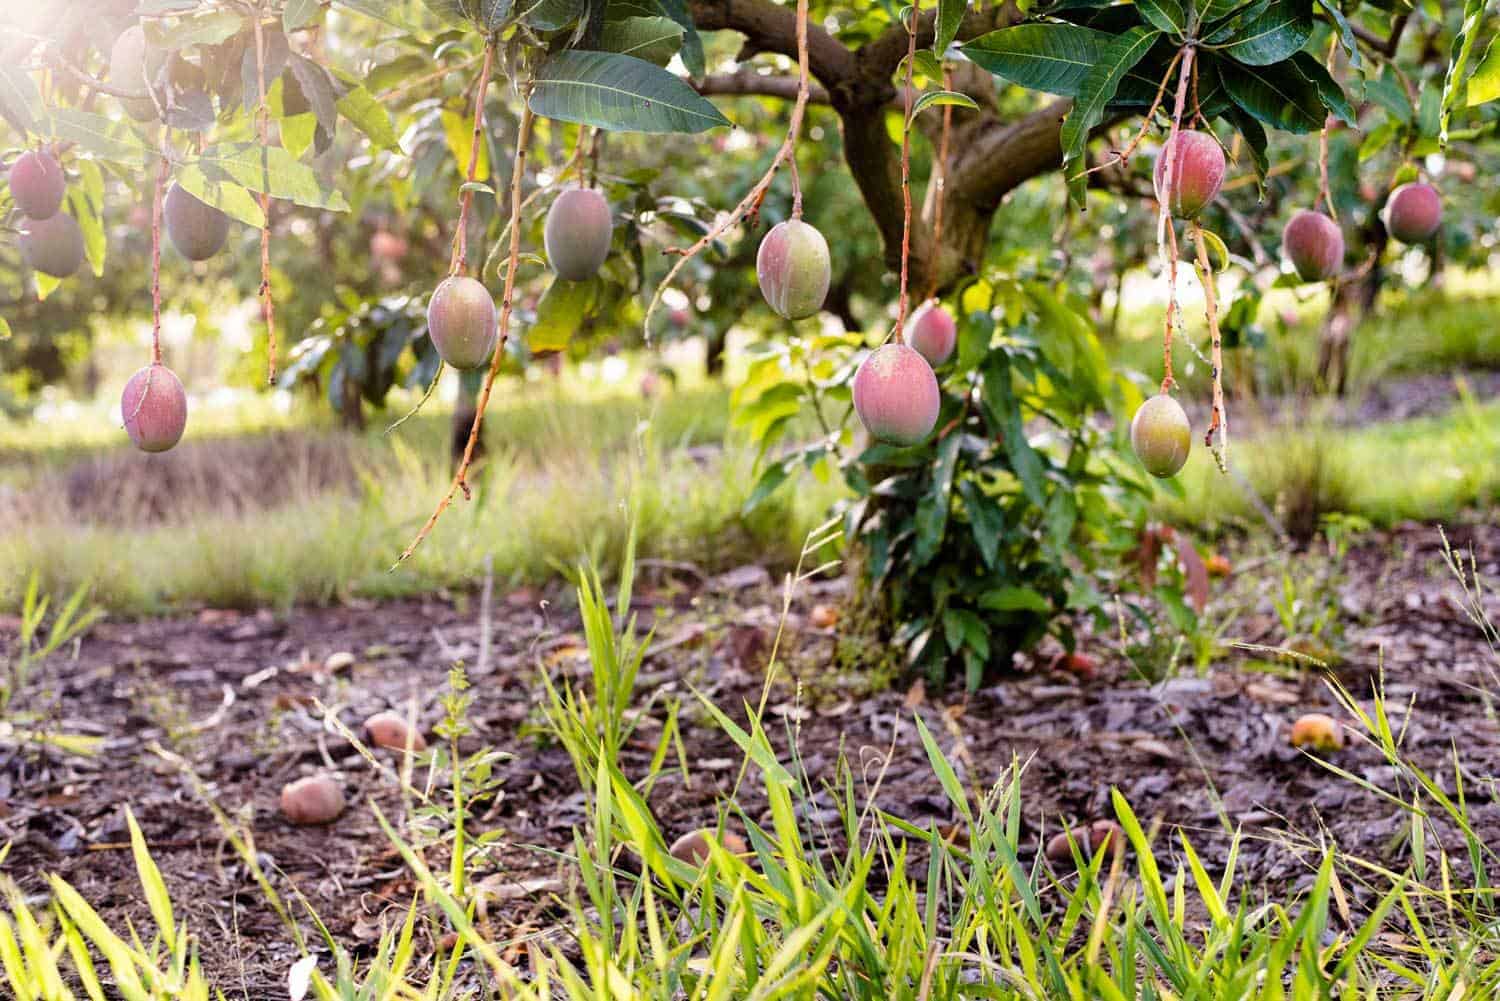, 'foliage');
738,278,1153,687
